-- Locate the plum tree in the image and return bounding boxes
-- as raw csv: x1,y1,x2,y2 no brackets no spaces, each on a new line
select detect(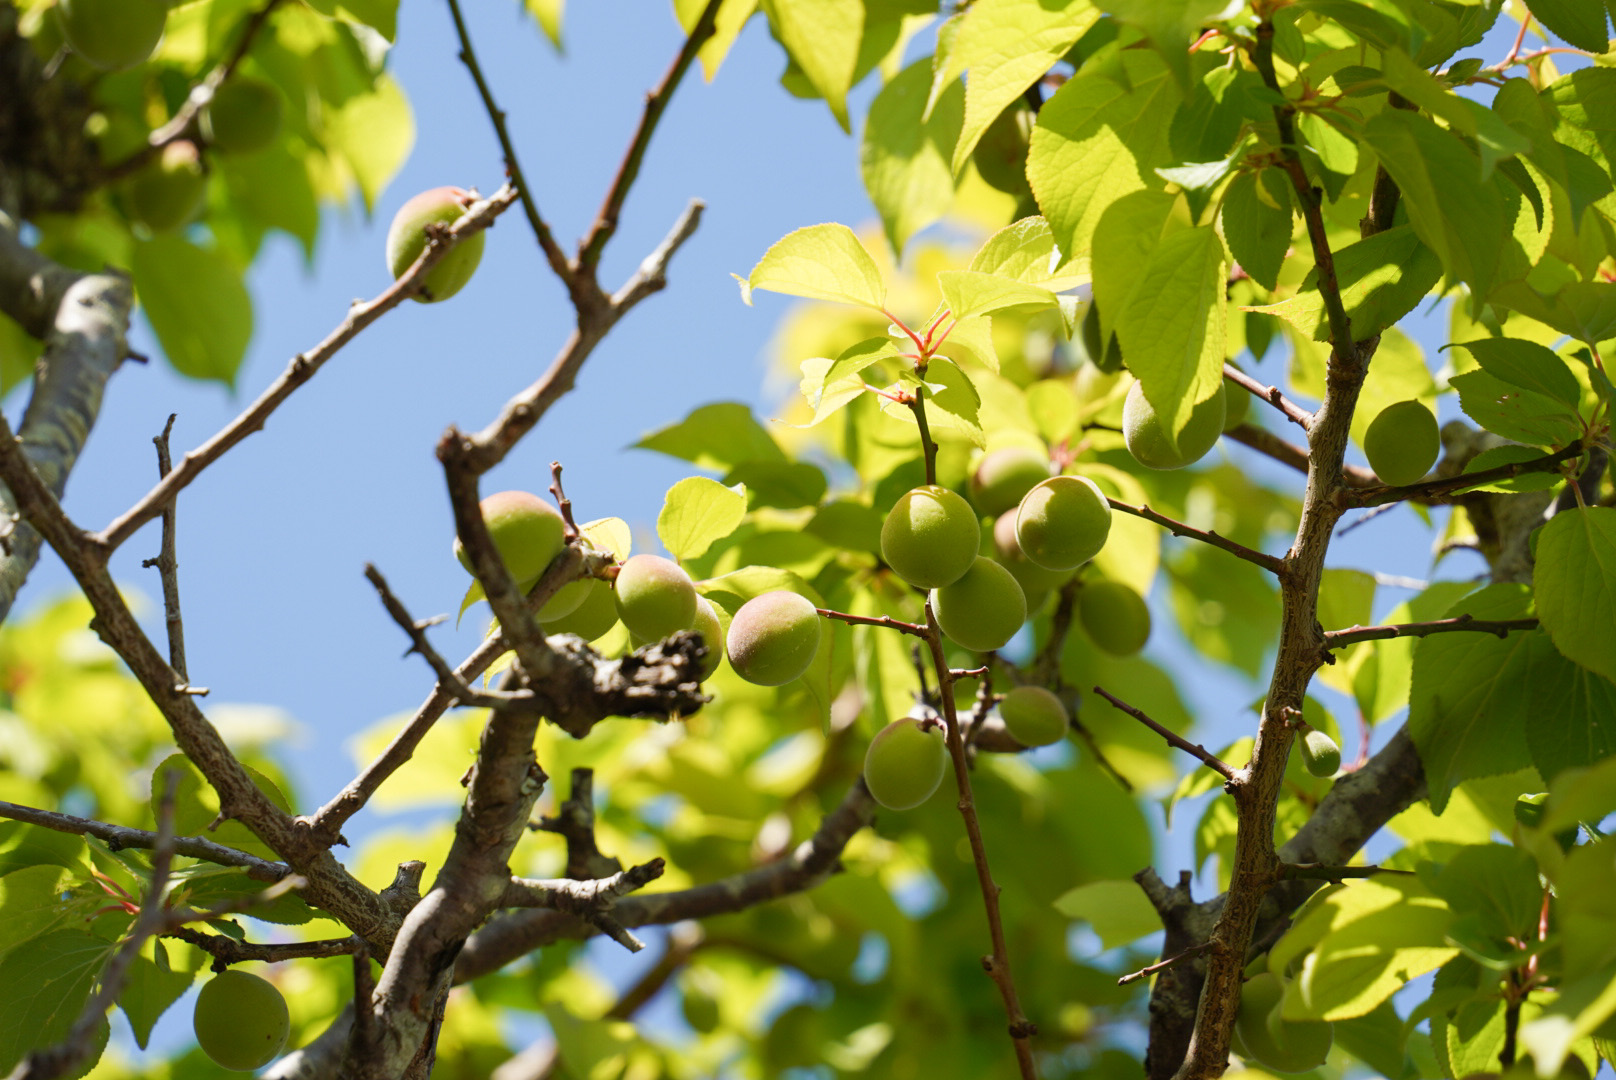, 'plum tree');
540,577,619,641
192,970,290,1071
880,485,979,589
1364,400,1440,487
931,557,1027,653
126,142,207,233
1078,579,1152,656
1298,728,1341,778
998,686,1068,747
452,490,566,588
1122,381,1227,470
969,445,1052,517
613,554,697,641
386,187,488,302
1014,475,1112,572
57,0,166,70
863,715,948,810
726,590,820,686
204,77,285,155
